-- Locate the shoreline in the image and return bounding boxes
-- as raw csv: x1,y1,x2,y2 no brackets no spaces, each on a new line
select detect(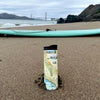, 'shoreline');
0,19,57,29
0,24,57,30
0,21,100,30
